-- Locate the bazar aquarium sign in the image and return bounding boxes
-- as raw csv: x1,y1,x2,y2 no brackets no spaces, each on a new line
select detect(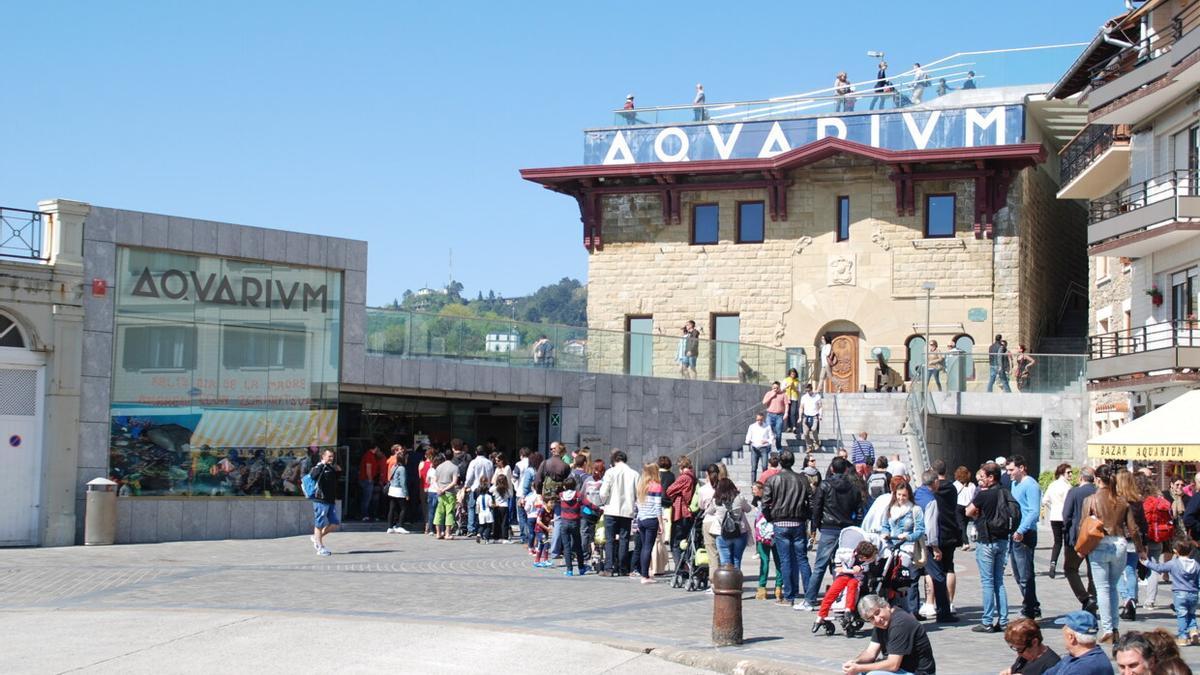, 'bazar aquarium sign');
129,266,330,313
584,105,1024,165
